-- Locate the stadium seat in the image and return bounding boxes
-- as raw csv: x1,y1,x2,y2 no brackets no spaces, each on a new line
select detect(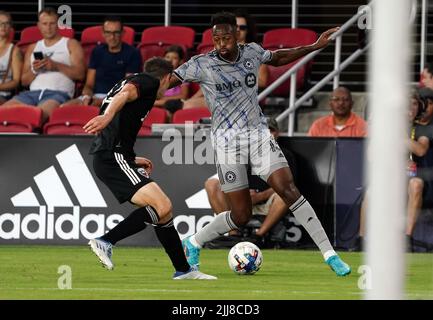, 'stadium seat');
262,28,317,96
172,107,211,124
266,62,307,96
81,25,135,64
137,26,195,63
0,106,42,133
43,105,100,135
17,26,75,54
188,82,201,97
8,27,14,42
138,107,167,136
197,28,214,54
